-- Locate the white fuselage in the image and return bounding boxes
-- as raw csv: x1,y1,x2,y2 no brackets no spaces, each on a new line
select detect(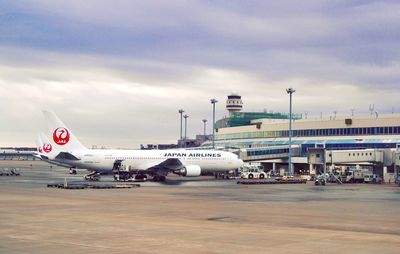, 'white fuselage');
57,149,243,174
